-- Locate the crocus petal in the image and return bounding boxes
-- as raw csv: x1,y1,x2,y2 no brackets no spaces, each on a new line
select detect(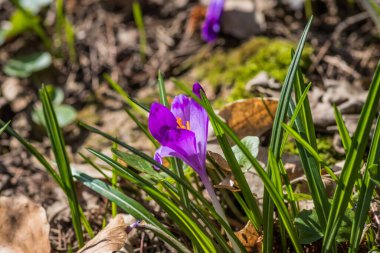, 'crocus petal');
192,82,204,99
162,128,204,173
153,145,178,170
148,102,177,143
154,144,201,172
154,145,188,166
171,94,209,166
202,0,225,42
